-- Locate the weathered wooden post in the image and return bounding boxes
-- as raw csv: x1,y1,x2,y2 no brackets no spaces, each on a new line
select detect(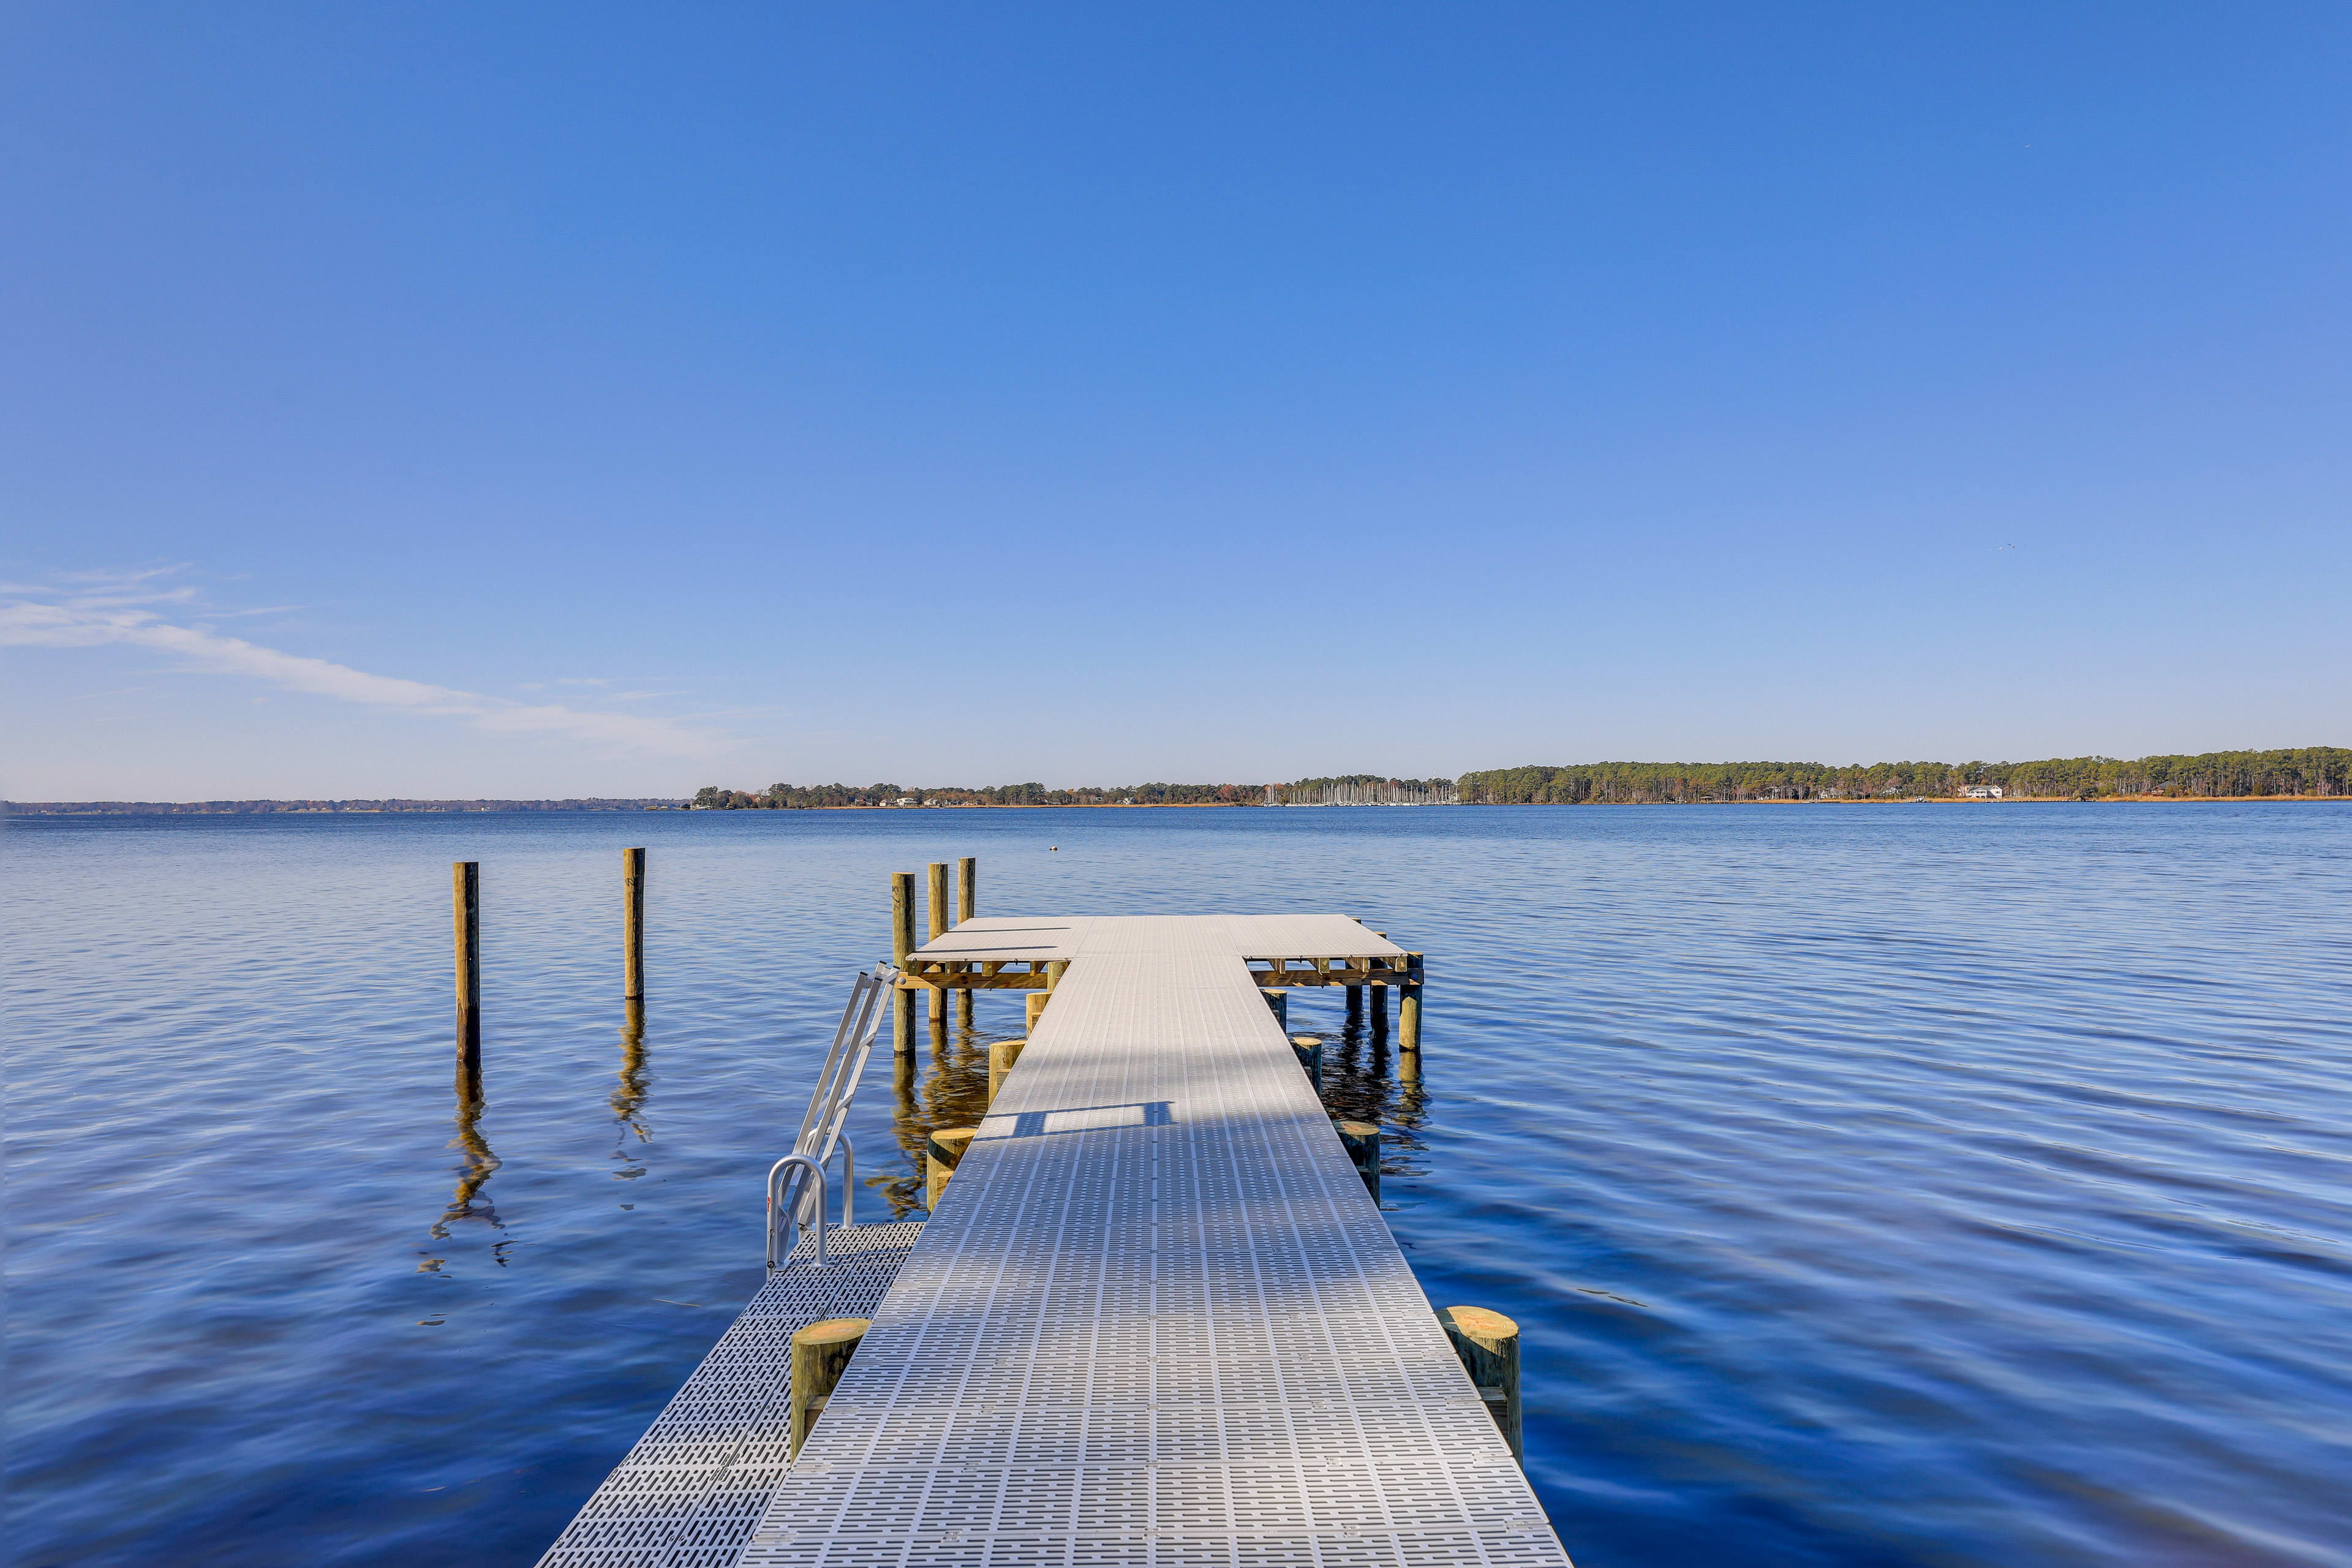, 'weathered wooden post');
453,861,481,1095
622,847,646,1001
790,1317,870,1458
1438,1306,1523,1463
927,1126,977,1209
1367,950,1389,1039
1291,1034,1322,1093
1025,989,1049,1034
1044,959,1068,991
891,872,916,1054
988,1038,1026,1106
1264,989,1288,1030
1334,1120,1380,1202
927,862,949,1024
956,856,977,1029
1398,951,1422,1052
